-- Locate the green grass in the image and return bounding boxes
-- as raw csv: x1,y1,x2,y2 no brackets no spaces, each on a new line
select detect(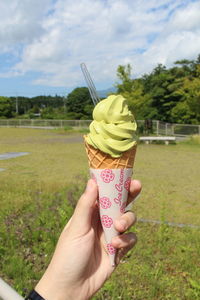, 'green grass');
0,128,200,299
95,224,200,300
0,128,88,208
135,142,200,226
